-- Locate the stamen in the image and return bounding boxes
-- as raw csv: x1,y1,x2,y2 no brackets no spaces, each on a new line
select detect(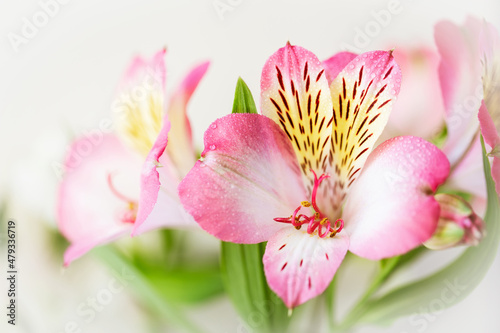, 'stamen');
107,173,138,224
273,169,344,238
